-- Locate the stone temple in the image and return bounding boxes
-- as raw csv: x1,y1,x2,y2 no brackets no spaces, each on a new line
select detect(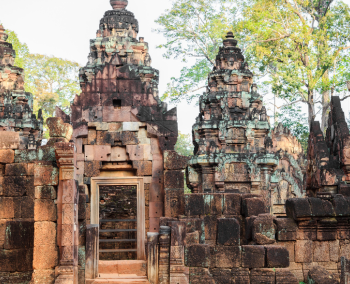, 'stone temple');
0,0,350,283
